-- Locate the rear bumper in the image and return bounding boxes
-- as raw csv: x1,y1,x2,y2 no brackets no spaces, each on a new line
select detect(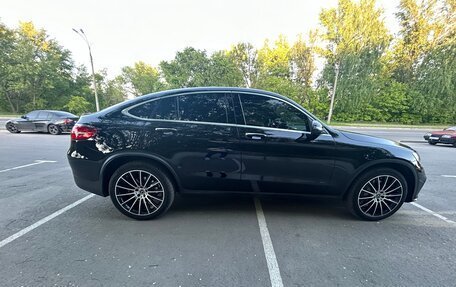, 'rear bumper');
58,124,75,133
67,154,106,197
